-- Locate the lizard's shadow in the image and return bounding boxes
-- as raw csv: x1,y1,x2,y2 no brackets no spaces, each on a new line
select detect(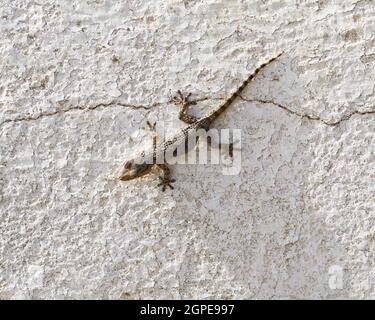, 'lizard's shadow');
172,106,345,299
168,76,348,299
